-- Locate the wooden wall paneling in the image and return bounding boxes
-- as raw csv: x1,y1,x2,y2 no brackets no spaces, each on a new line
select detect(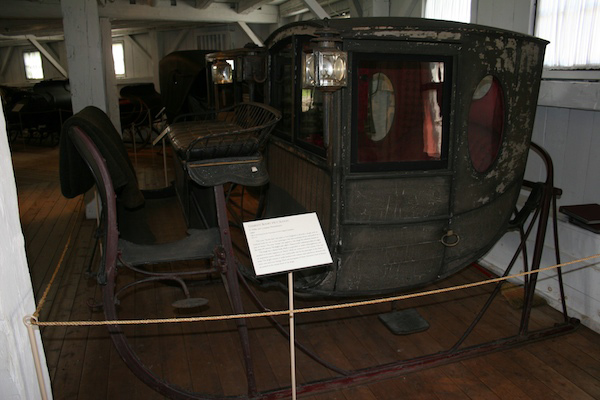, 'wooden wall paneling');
126,34,153,79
